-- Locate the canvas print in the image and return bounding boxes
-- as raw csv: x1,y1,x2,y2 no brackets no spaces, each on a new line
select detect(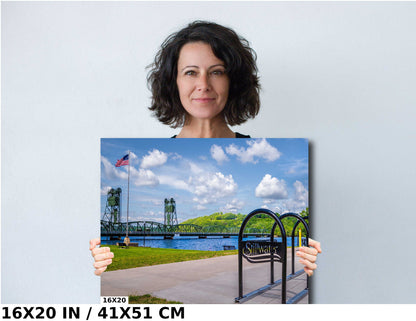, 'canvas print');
100,138,309,304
